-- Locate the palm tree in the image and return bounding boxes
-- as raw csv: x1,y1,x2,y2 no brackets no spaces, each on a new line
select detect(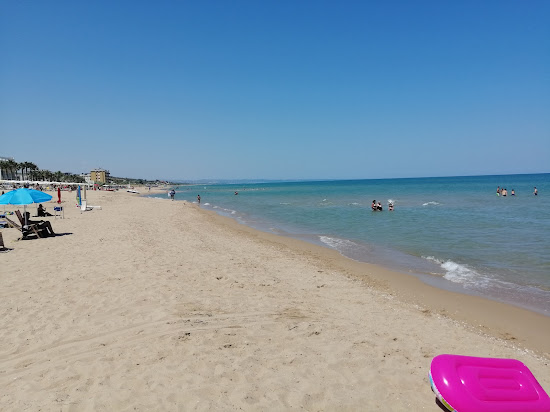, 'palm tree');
53,171,64,183
19,161,32,180
33,169,43,181
20,162,26,180
27,162,39,180
42,170,54,182
0,159,9,180
65,173,84,183
6,159,19,180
